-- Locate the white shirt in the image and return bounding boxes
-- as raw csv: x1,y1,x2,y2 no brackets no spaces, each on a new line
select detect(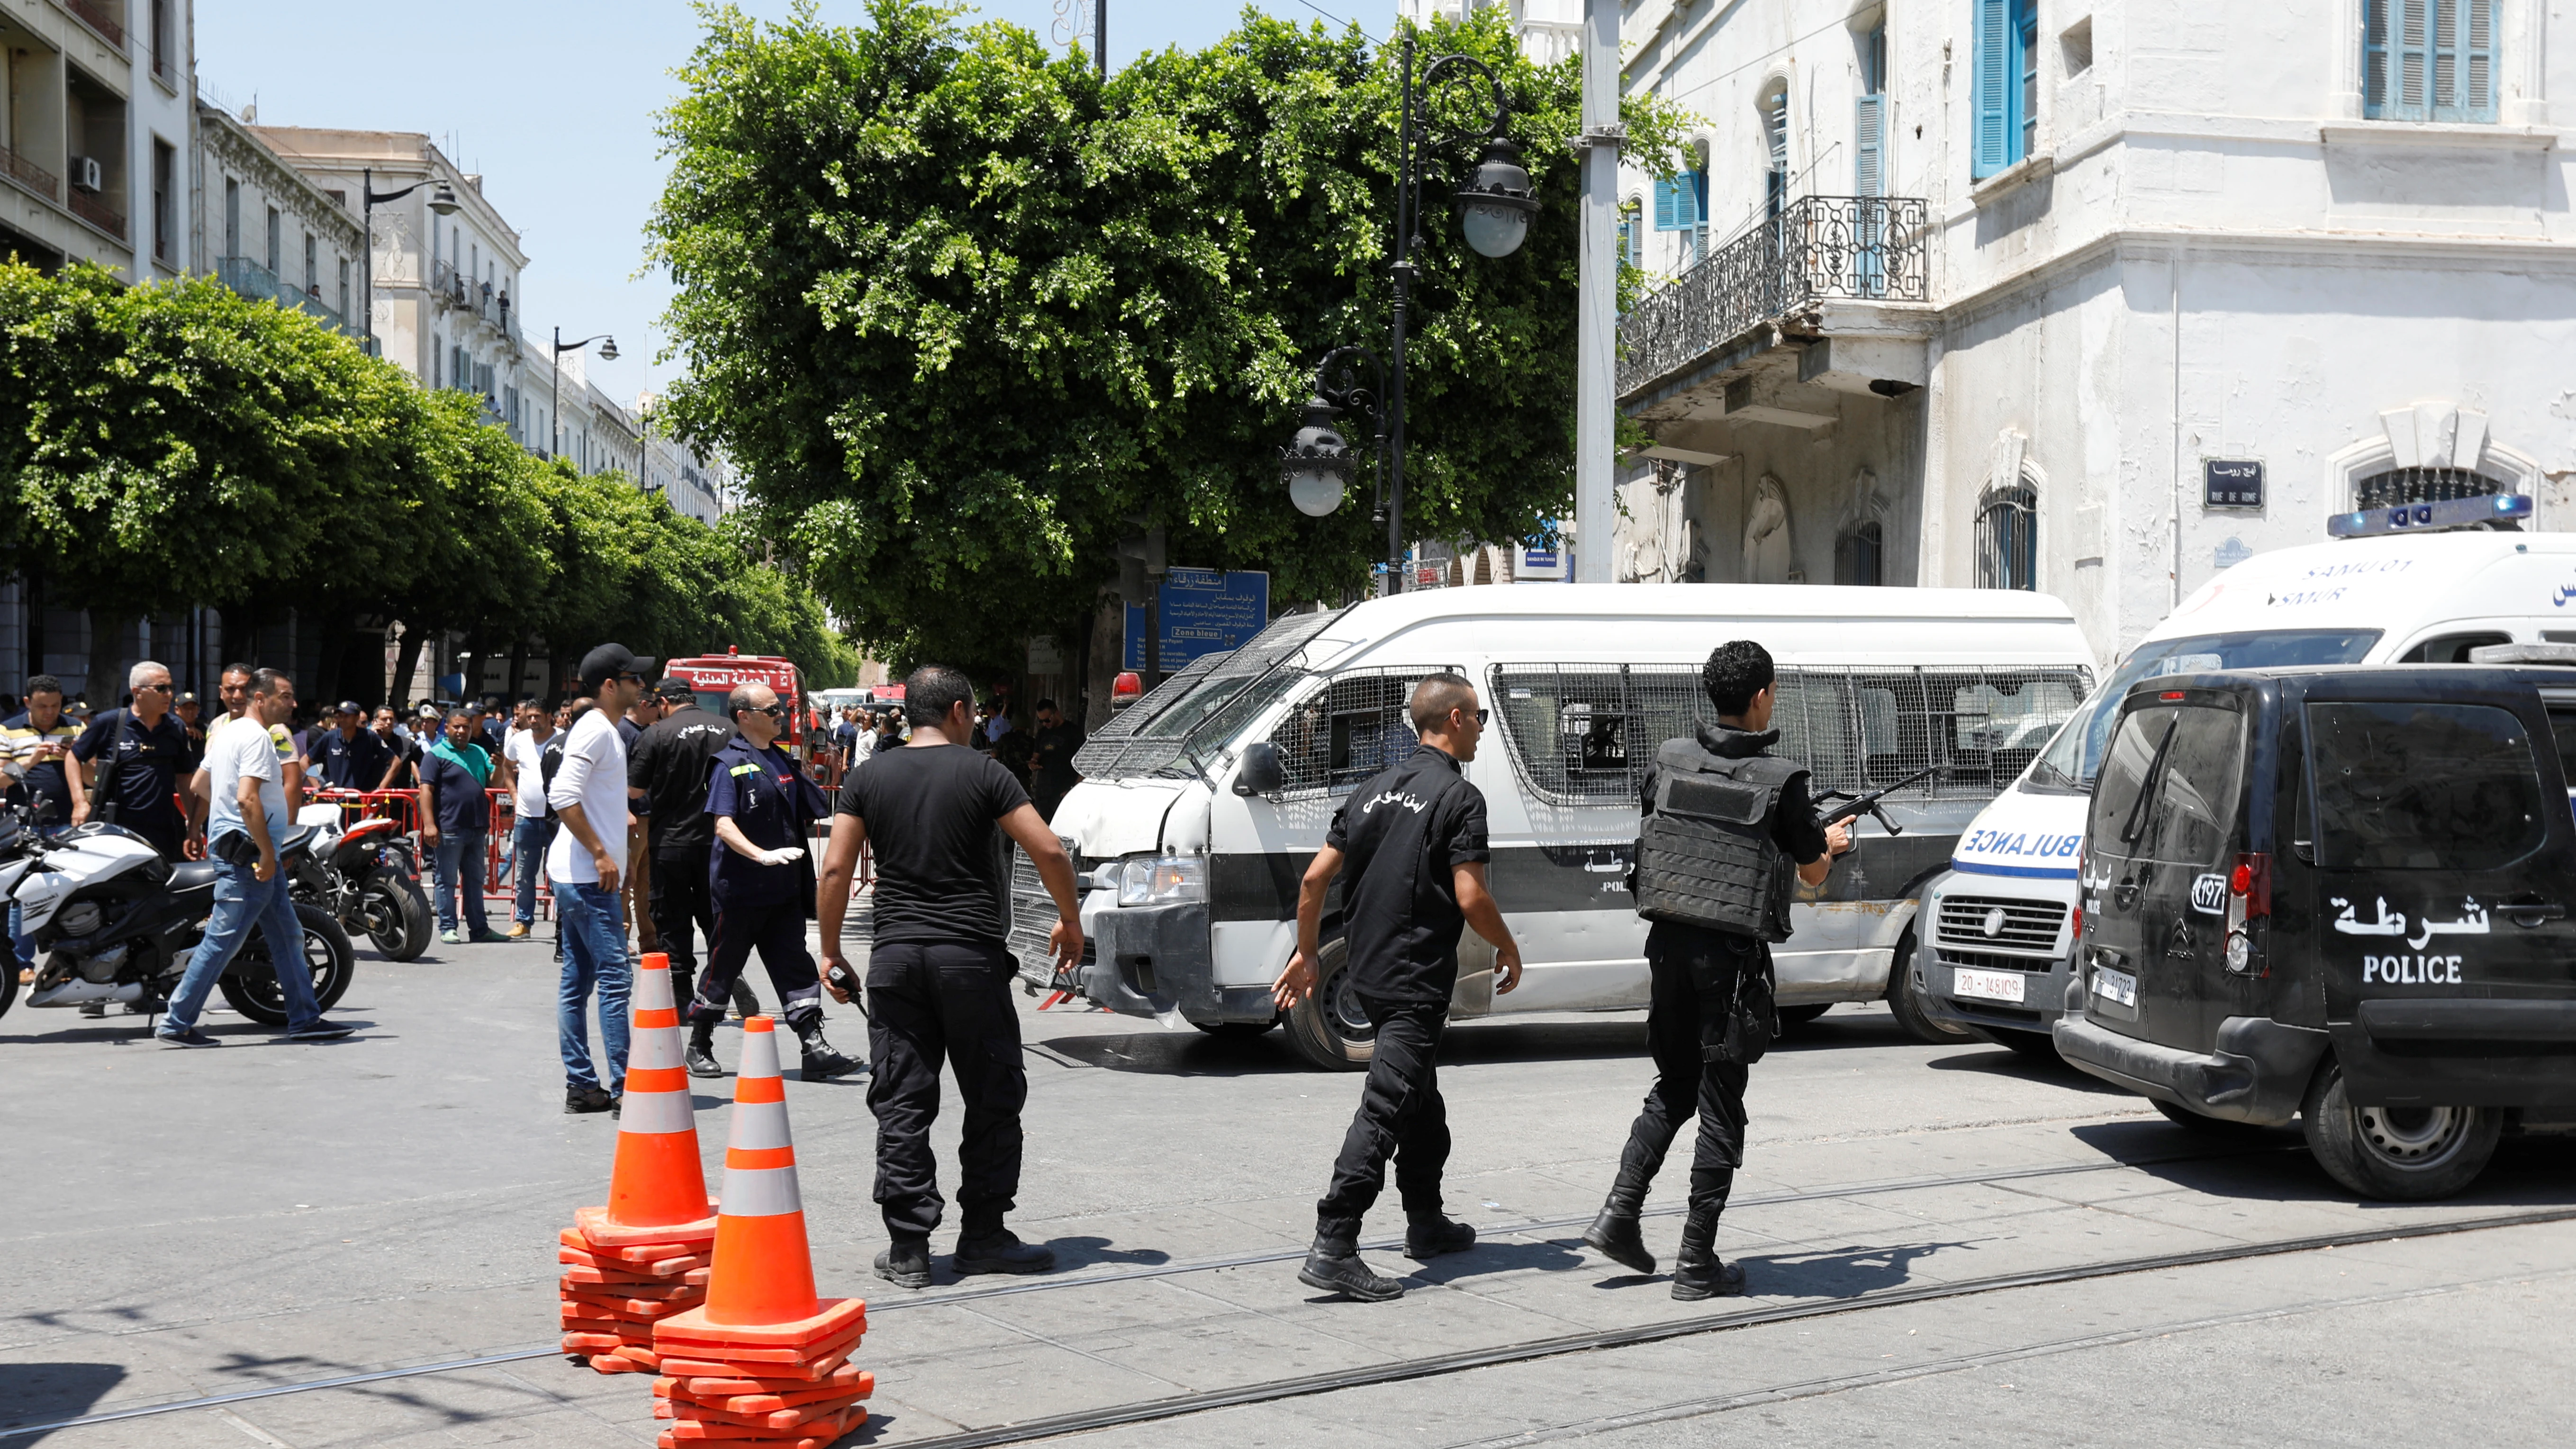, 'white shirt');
545,709,628,885
208,713,288,845
504,727,552,817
